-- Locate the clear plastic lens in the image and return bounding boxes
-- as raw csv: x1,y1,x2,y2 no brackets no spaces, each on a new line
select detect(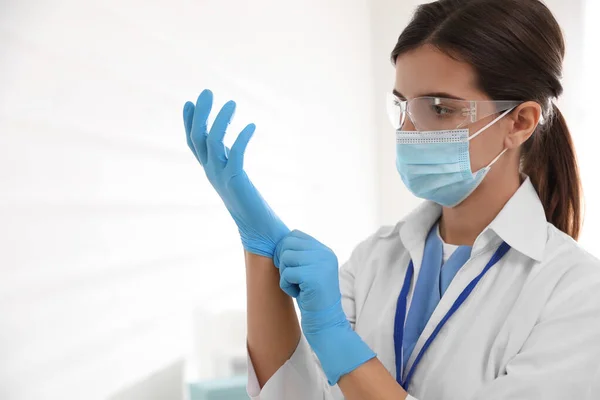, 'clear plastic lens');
410,97,469,131
386,94,521,131
386,93,405,130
